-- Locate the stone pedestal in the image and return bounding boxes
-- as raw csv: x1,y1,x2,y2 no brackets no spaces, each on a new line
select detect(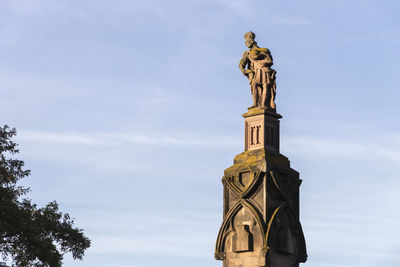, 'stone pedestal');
244,108,281,152
215,108,307,267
